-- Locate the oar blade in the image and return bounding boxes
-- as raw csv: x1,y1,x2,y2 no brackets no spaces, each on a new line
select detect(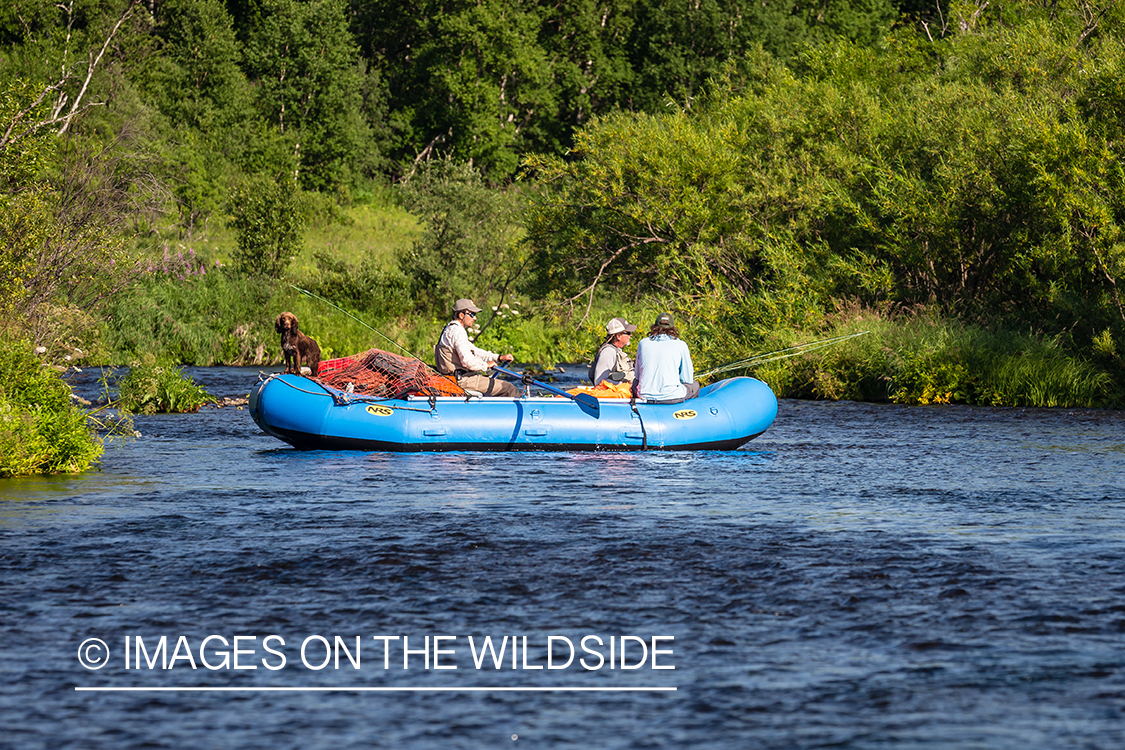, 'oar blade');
492,363,600,415
575,392,601,413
